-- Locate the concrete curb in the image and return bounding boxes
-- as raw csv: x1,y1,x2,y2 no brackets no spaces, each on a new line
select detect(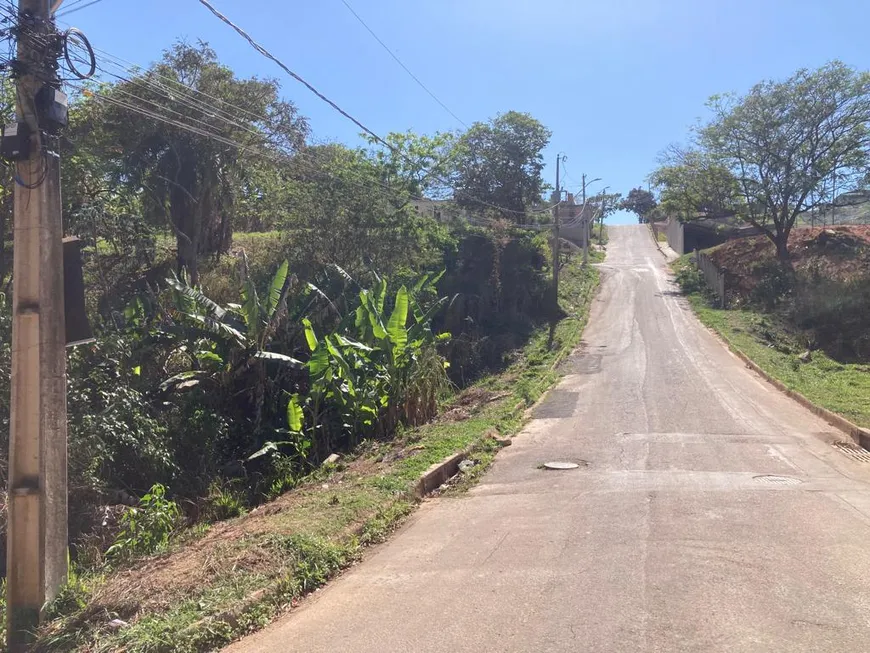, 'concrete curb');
649,223,680,262
655,226,870,451
415,451,468,498
649,223,666,257
728,347,870,450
